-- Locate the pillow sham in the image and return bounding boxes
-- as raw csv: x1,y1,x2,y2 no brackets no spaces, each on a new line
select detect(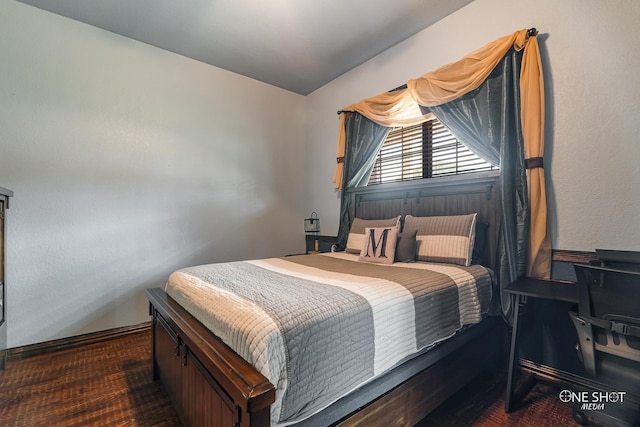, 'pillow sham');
358,227,398,265
403,213,477,266
395,230,418,263
346,216,401,254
